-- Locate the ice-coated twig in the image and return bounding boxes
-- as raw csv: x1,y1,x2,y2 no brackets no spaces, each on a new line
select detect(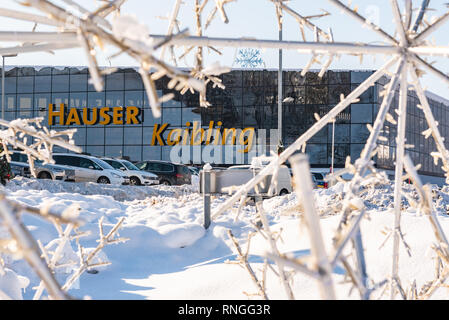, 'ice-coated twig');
390,62,409,299
290,153,336,300
227,230,268,300
61,217,129,292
